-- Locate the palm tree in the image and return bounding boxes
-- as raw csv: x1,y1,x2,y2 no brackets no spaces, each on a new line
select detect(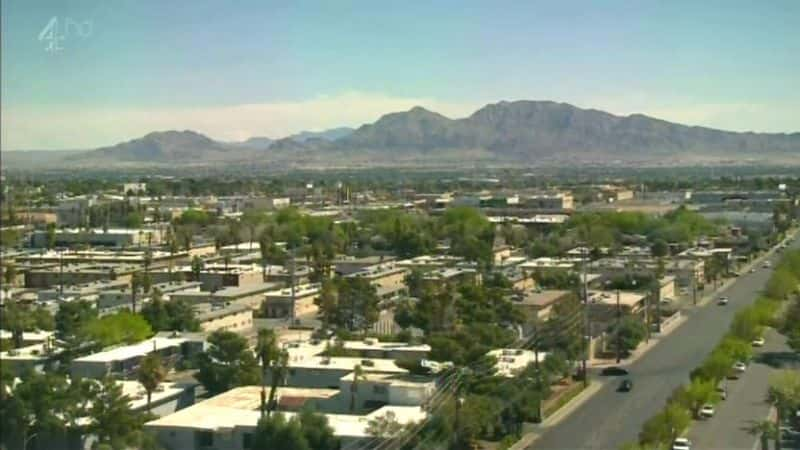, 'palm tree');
266,350,289,417
191,256,204,282
349,364,366,412
130,272,141,313
255,329,279,417
137,353,166,411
